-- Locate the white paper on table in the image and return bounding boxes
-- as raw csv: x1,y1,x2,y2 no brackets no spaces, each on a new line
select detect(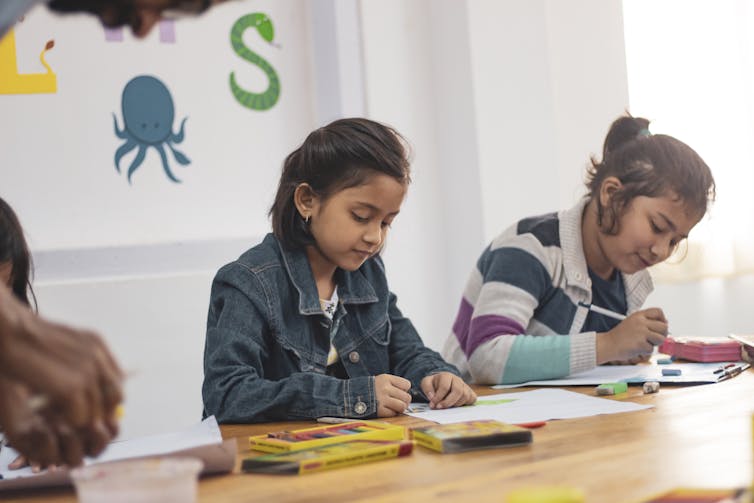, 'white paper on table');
0,416,236,492
406,388,653,425
491,362,748,389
